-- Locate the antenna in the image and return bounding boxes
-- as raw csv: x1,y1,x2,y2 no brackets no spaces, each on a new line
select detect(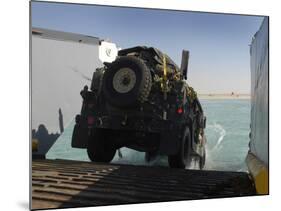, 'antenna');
180,50,189,80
